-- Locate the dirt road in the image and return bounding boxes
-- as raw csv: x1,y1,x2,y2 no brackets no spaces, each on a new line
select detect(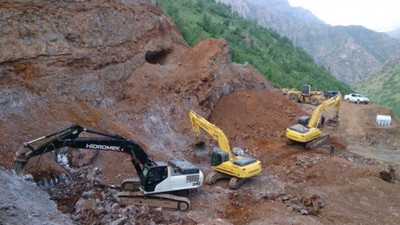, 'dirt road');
323,101,400,164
